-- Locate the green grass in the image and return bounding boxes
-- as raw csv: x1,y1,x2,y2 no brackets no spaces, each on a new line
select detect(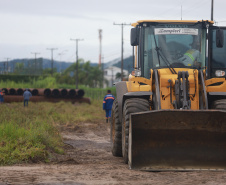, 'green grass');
0,100,104,165
0,77,58,89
